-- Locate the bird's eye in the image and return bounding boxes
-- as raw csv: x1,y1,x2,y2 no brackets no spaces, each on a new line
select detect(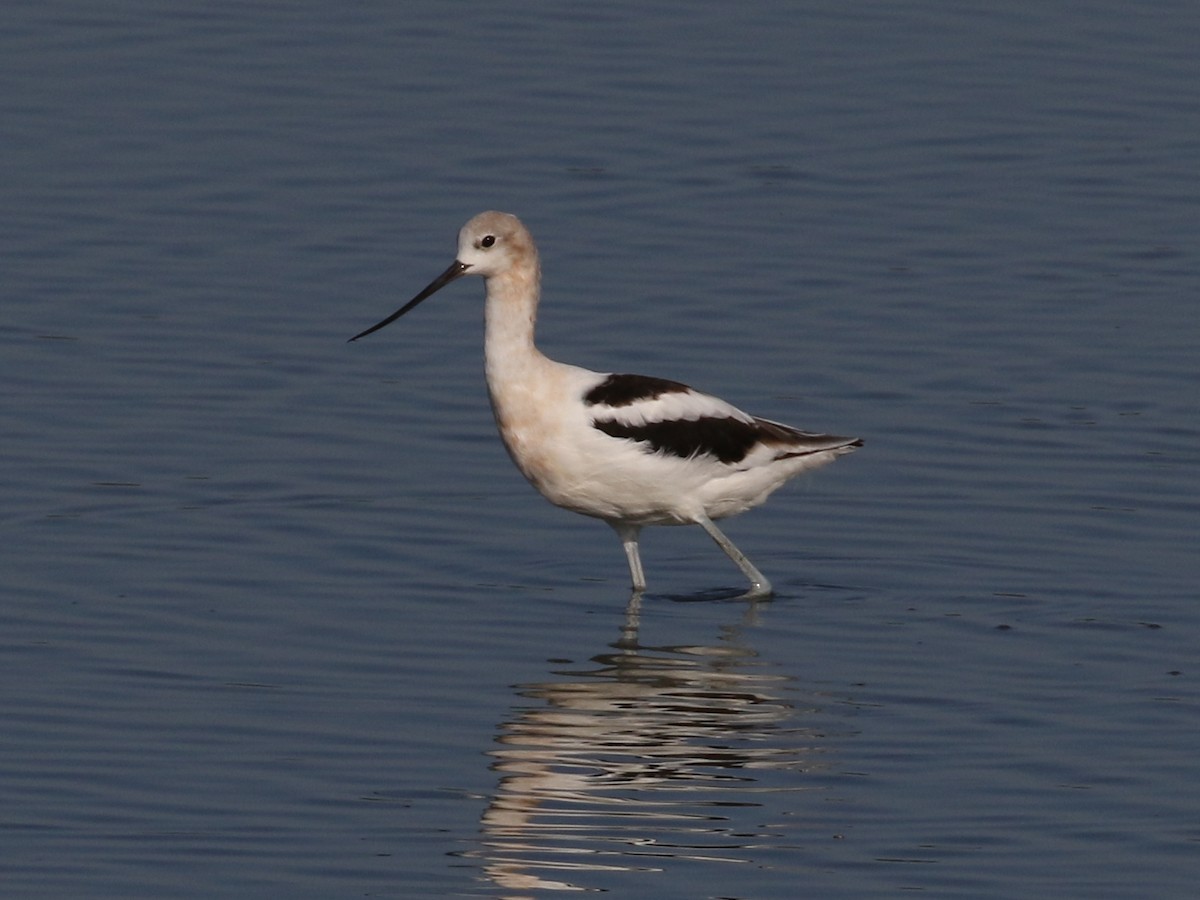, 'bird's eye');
480,235,496,248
